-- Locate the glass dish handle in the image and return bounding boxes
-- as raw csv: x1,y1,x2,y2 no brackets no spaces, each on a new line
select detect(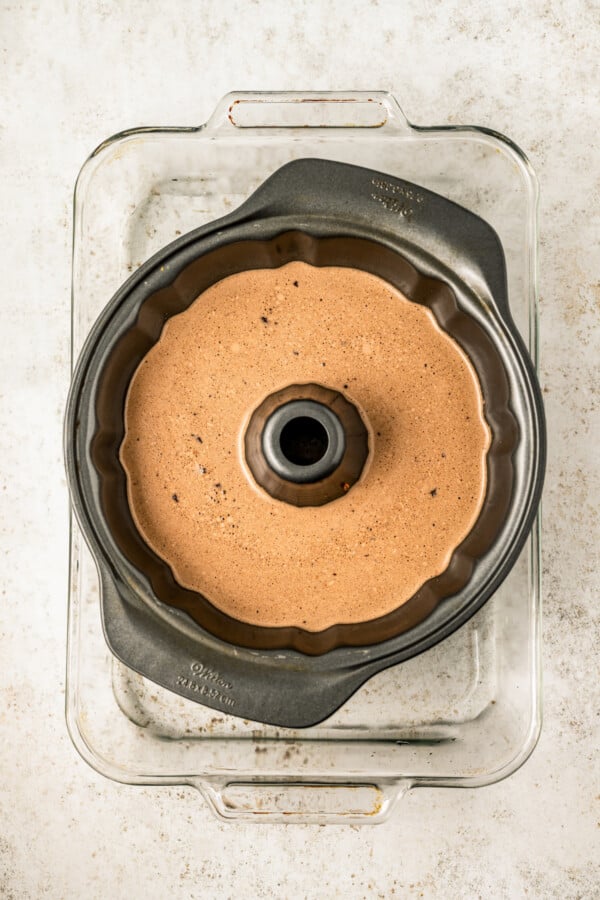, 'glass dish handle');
203,90,412,133
193,778,412,824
